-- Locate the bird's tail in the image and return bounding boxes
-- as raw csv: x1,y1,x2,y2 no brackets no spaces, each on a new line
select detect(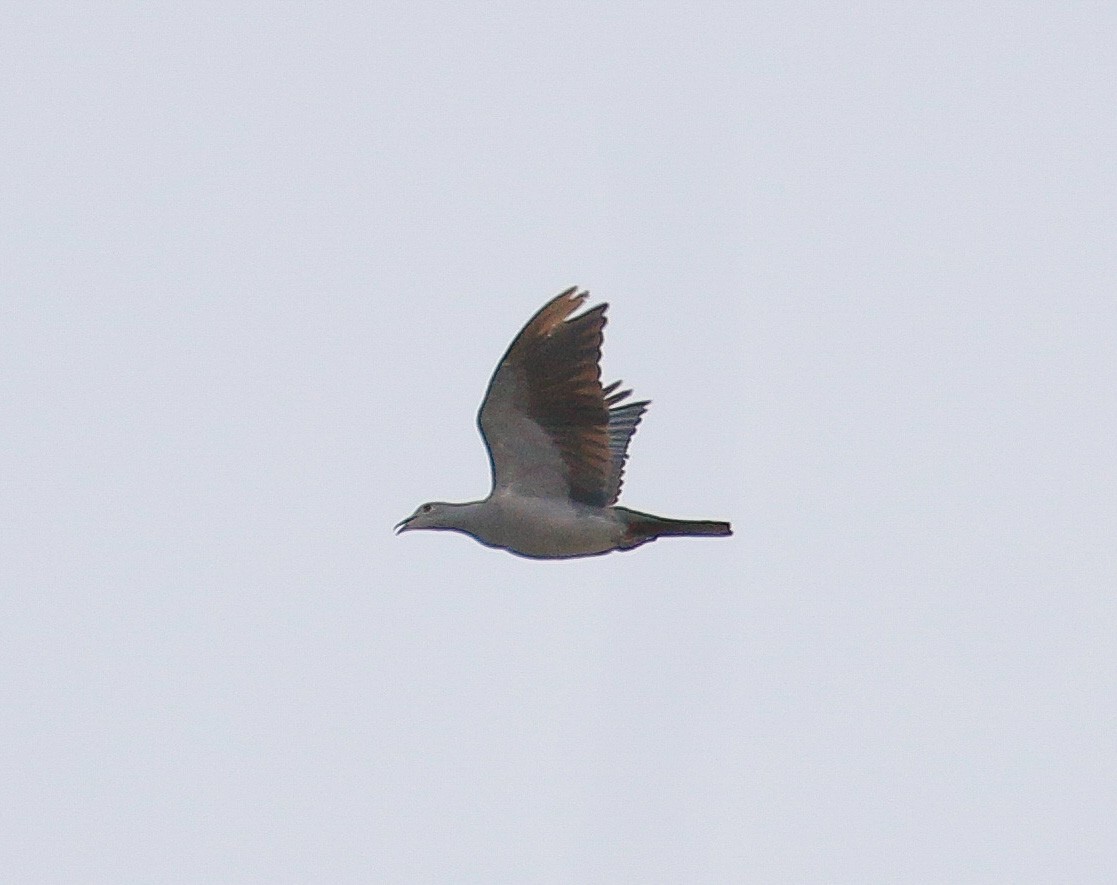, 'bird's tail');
616,507,732,548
